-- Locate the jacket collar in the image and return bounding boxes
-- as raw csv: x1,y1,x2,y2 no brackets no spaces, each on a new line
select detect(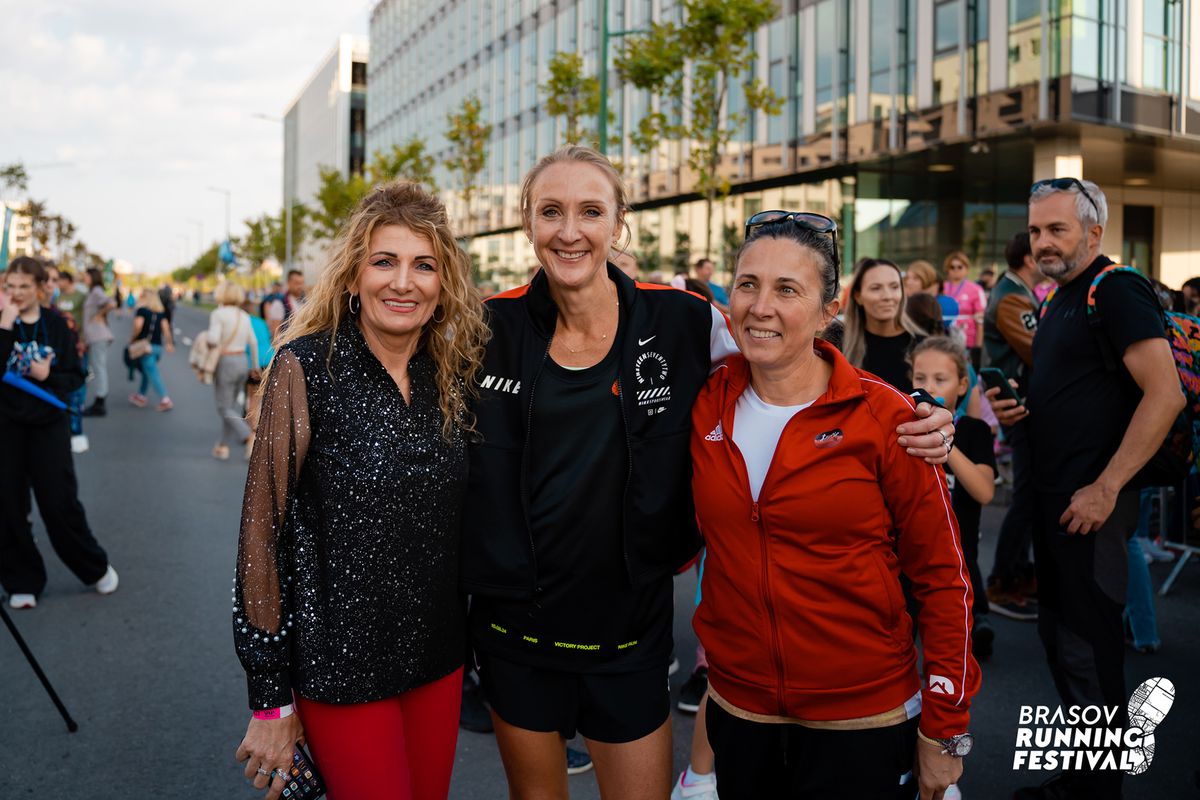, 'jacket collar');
720,338,868,411
525,262,636,339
